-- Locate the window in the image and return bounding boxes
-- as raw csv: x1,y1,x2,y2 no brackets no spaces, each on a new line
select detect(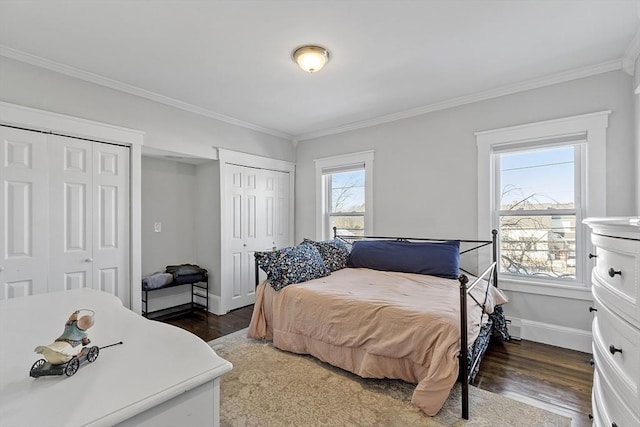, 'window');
476,111,609,296
315,151,374,240
496,144,582,281
325,167,366,237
